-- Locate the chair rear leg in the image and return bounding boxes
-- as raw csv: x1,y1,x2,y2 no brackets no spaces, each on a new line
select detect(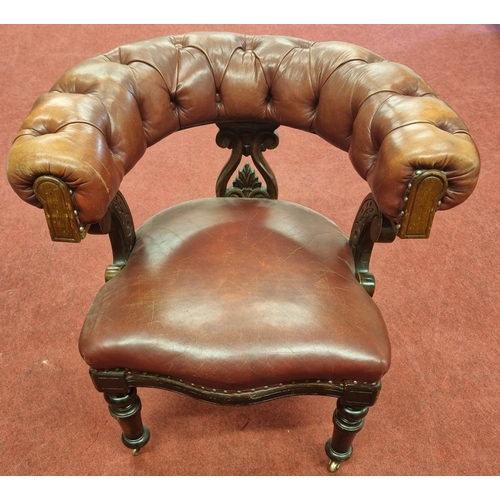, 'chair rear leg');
104,388,150,455
325,400,369,472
